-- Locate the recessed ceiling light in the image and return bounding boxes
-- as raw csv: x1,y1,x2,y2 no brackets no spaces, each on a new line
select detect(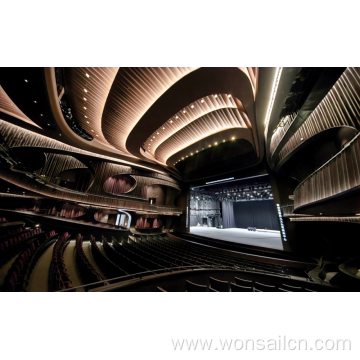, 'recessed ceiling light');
149,143,151,145
153,136,155,138
157,132,159,135
209,145,211,147
162,127,165,129
84,89,88,93
182,157,184,160
84,97,87,101
223,139,225,142
40,114,43,116
86,121,89,124
232,137,235,140
191,153,193,155
59,134,62,136
191,105,194,108
196,150,198,153
24,79,28,82
34,101,37,103
301,137,304,141
183,110,186,113
86,73,90,78
170,120,173,123
47,123,50,126
84,107,87,110
186,156,188,158
96,135,99,137
91,130,94,132
228,94,232,98
176,116,179,119
201,99,204,103
151,139,153,141
214,94,217,98
84,116,87,118
215,142,218,145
